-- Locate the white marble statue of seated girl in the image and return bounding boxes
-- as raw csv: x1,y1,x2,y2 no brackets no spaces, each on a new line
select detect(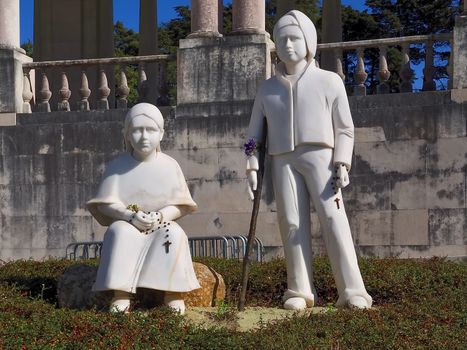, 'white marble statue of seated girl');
87,103,200,314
